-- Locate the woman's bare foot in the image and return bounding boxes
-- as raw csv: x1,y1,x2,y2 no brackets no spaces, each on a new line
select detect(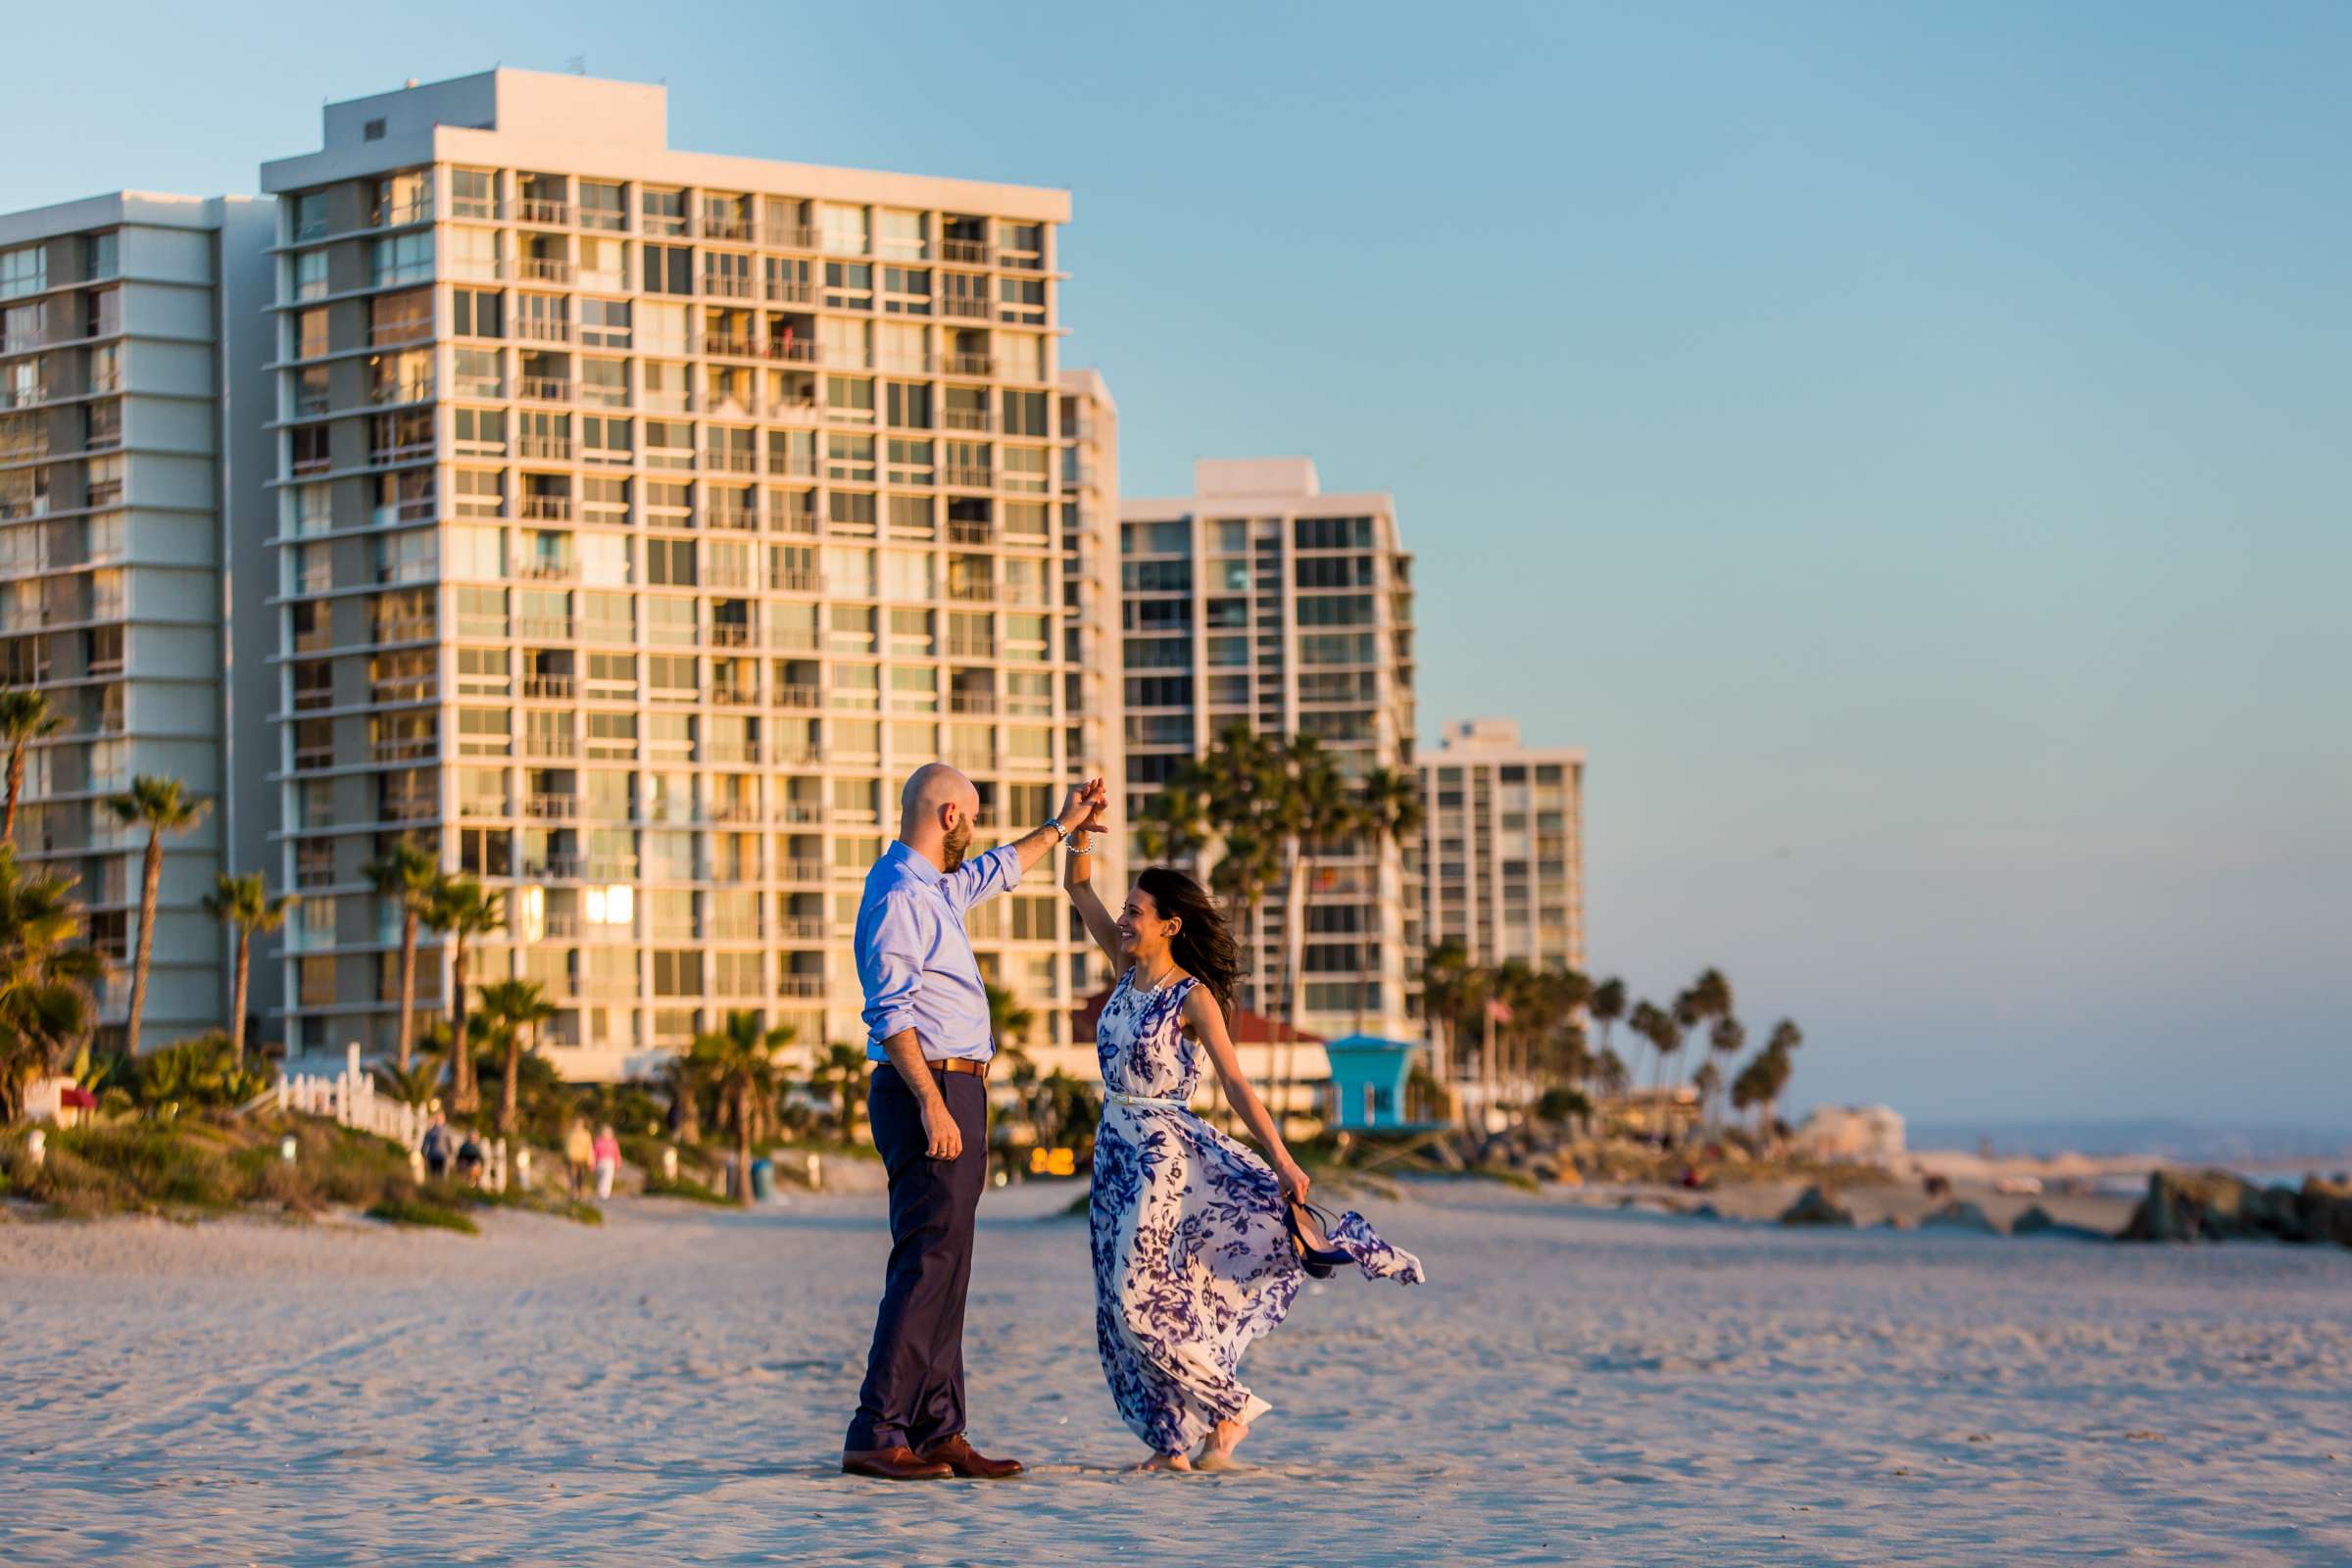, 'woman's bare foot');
1197,1416,1250,1470
1133,1450,1192,1472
